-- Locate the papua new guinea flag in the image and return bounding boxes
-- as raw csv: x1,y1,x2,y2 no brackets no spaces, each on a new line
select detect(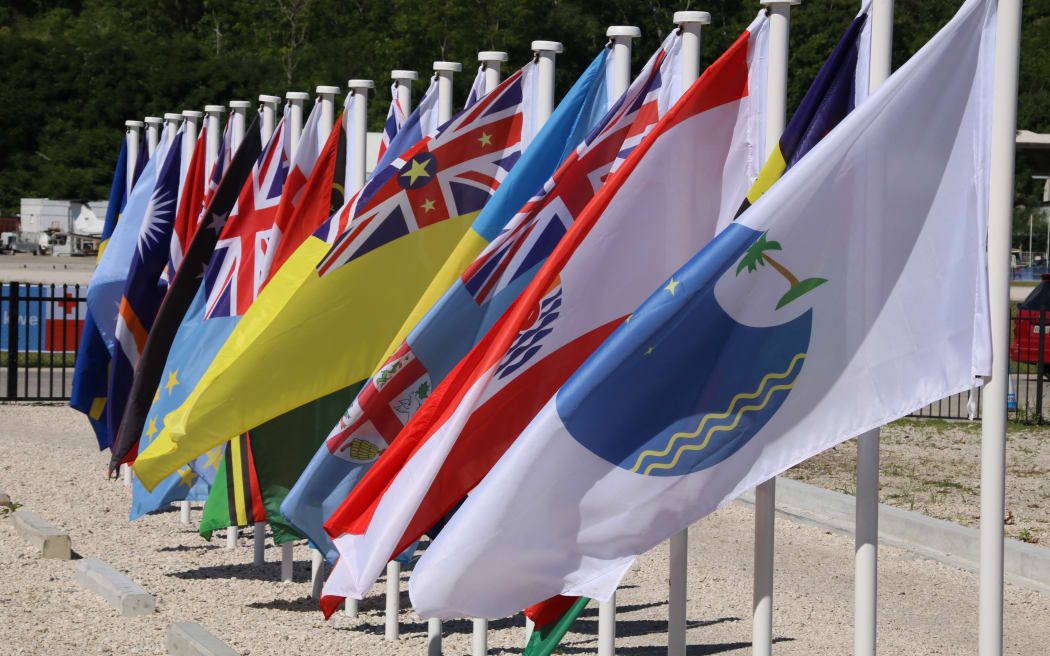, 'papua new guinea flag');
319,12,771,606
281,47,614,564
135,60,542,490
108,117,262,471
70,136,128,449
409,0,995,618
